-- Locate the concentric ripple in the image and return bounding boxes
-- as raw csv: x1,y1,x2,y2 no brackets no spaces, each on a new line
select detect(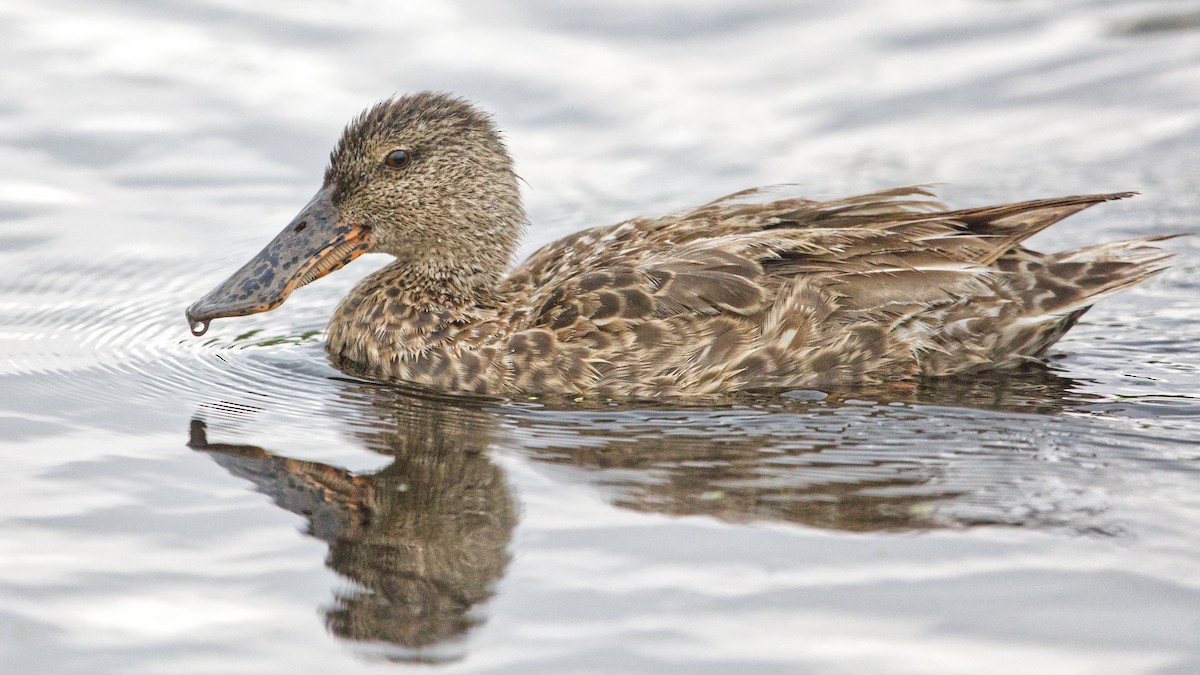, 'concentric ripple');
0,247,392,437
